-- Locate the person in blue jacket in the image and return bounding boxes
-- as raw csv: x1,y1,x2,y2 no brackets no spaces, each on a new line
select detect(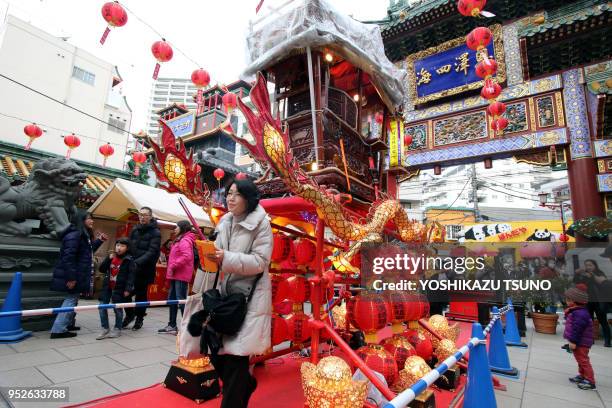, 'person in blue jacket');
50,212,107,338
